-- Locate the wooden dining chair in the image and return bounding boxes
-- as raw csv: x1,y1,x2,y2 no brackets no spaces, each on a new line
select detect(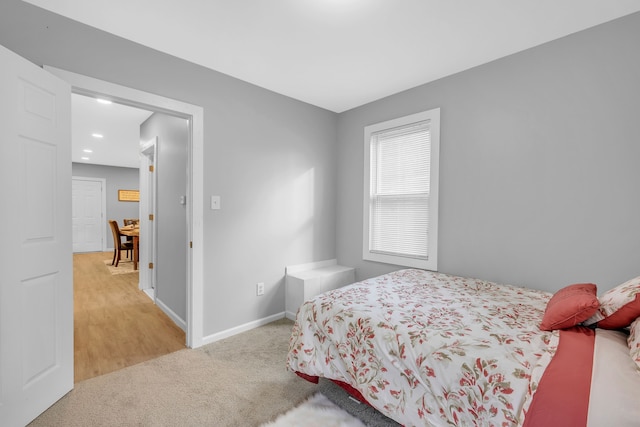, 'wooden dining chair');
109,220,134,267
122,219,139,258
